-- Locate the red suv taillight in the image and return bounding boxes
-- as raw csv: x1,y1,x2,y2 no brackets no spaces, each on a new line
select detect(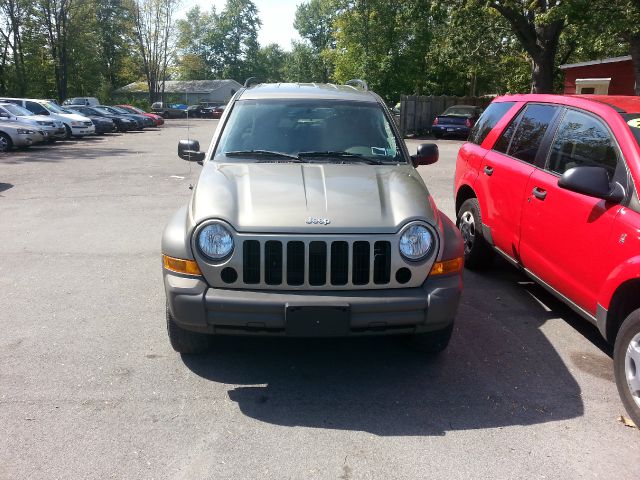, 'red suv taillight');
433,118,439,126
